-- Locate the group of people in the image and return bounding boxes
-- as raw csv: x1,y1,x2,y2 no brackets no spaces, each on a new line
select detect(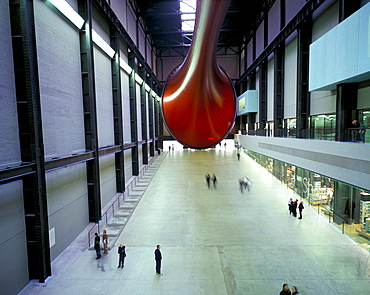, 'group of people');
205,173,217,189
280,283,299,294
239,176,252,194
94,233,162,274
288,198,304,219
94,230,109,259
